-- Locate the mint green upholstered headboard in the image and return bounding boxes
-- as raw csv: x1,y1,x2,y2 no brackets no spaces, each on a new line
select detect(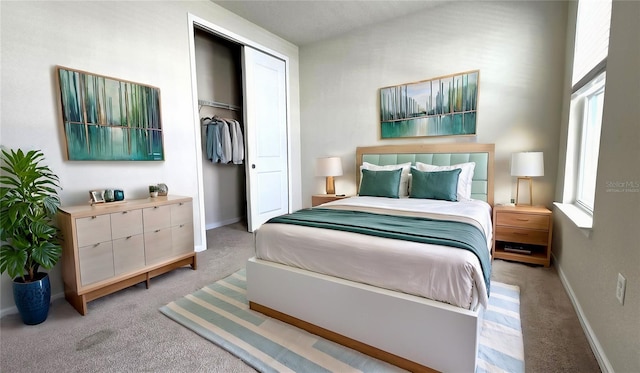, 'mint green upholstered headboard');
356,144,495,205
